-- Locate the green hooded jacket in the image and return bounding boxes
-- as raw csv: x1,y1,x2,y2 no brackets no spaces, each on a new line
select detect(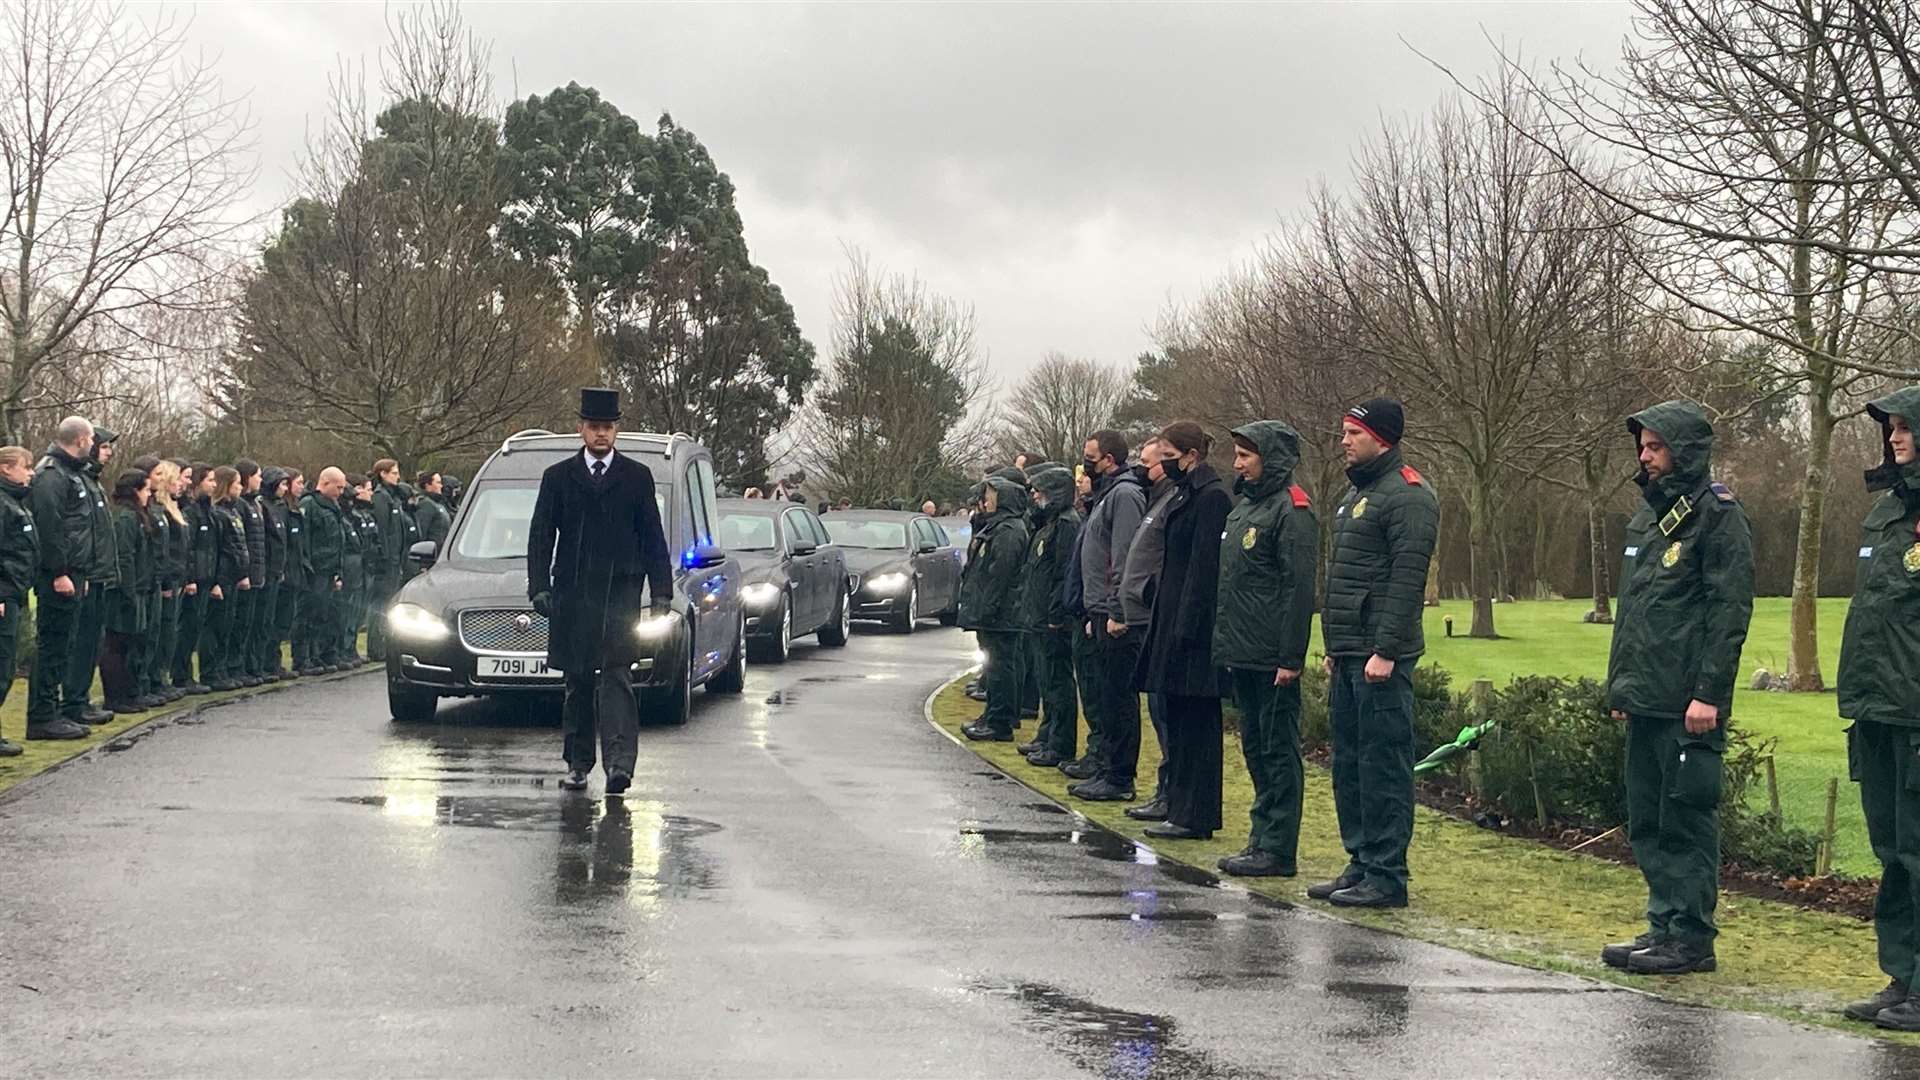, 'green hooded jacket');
104,502,153,633
958,476,1031,632
1605,400,1754,722
1321,444,1439,659
1016,467,1082,631
300,492,347,582
1839,387,1920,727
1214,422,1320,671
